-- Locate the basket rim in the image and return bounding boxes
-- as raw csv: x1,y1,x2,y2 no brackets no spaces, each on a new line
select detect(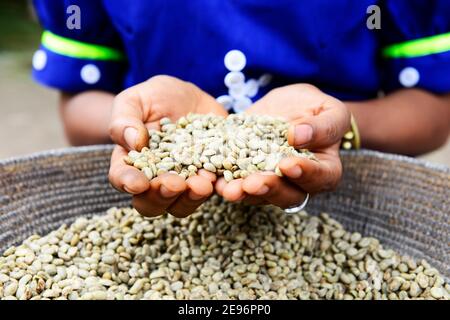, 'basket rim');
0,145,449,174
